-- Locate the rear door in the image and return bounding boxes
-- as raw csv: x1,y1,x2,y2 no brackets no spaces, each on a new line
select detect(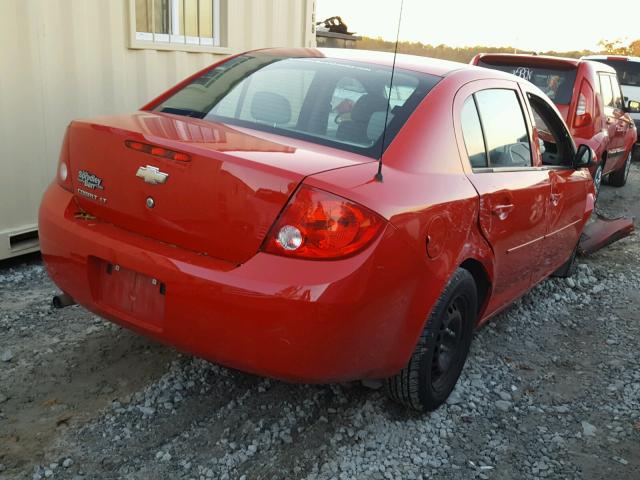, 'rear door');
598,73,628,172
609,73,635,148
454,79,551,313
